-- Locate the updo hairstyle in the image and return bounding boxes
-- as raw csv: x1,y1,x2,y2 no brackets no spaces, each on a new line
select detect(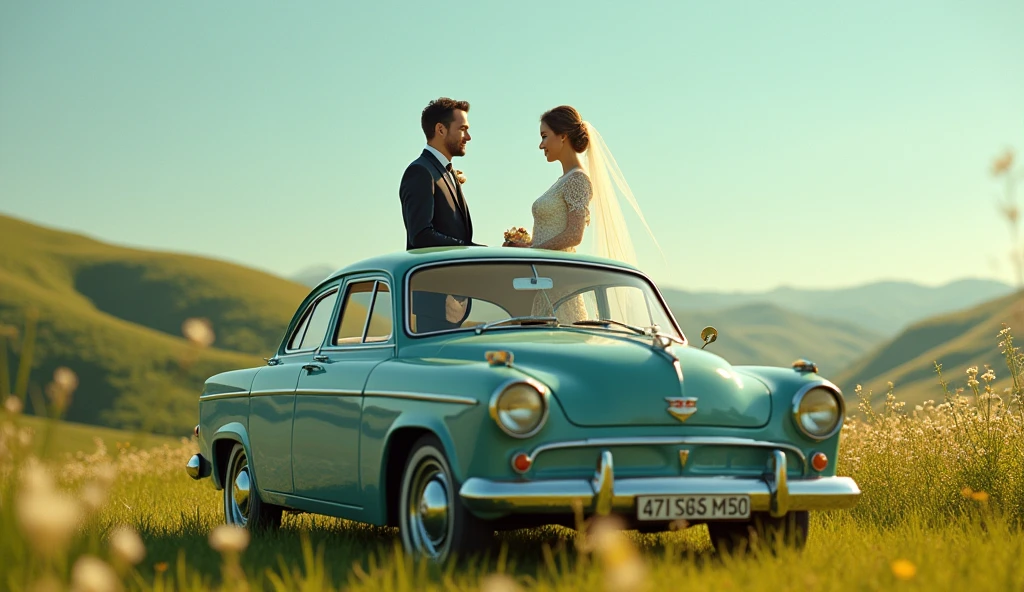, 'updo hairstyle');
541,105,589,153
